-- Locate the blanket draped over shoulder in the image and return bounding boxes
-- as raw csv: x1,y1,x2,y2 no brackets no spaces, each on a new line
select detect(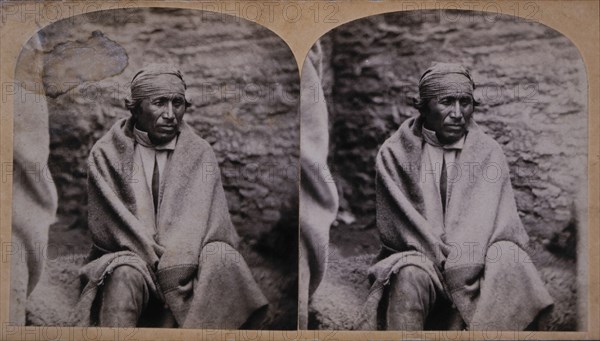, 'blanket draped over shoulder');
298,43,340,328
355,116,553,330
10,33,58,324
300,43,339,297
72,117,267,329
